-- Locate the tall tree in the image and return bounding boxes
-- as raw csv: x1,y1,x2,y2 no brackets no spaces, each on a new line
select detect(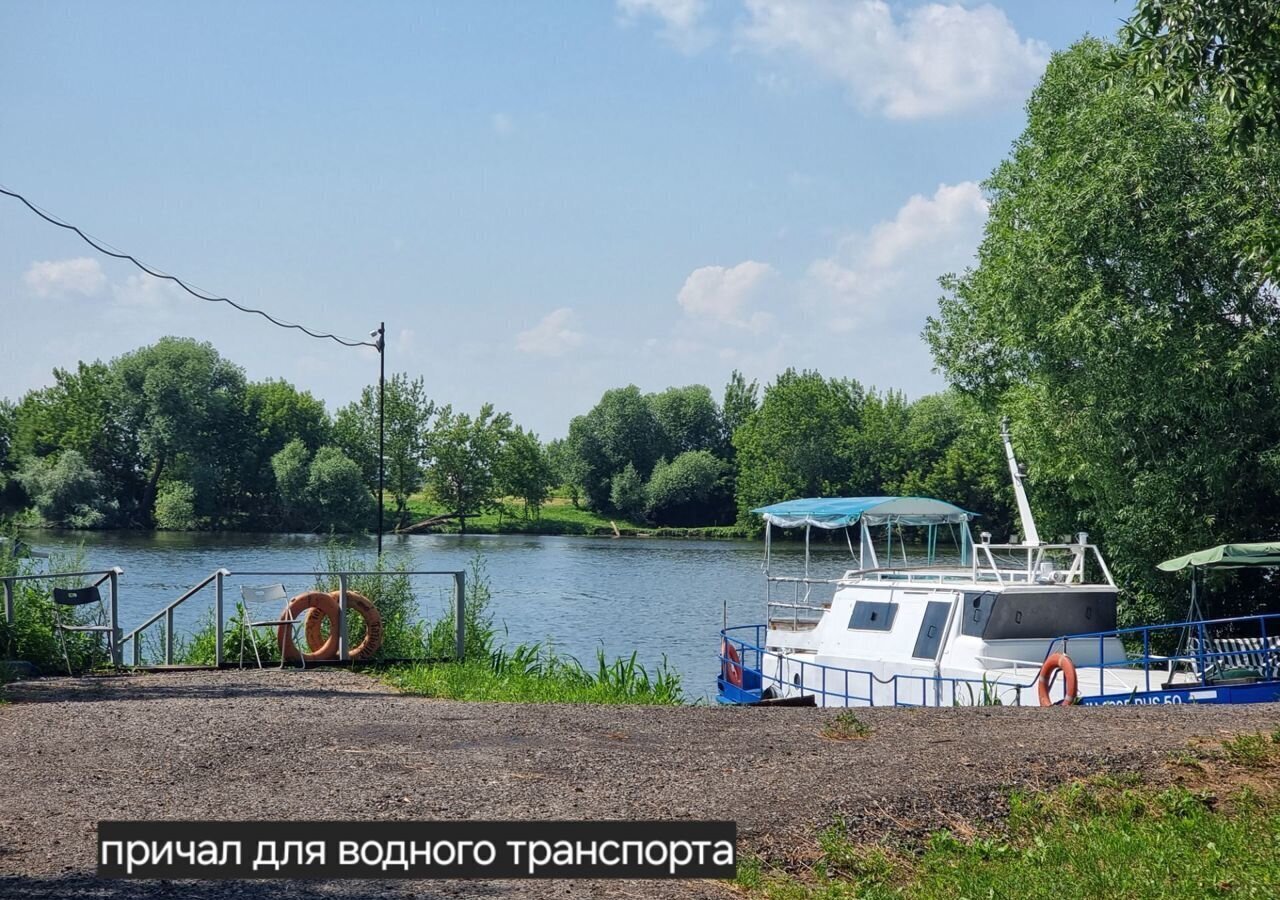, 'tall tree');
334,374,434,529
1119,0,1280,274
498,427,555,519
426,403,512,533
926,38,1280,623
1120,0,1280,148
720,370,759,459
732,369,865,521
12,362,142,525
647,385,722,456
565,385,666,511
111,338,250,526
